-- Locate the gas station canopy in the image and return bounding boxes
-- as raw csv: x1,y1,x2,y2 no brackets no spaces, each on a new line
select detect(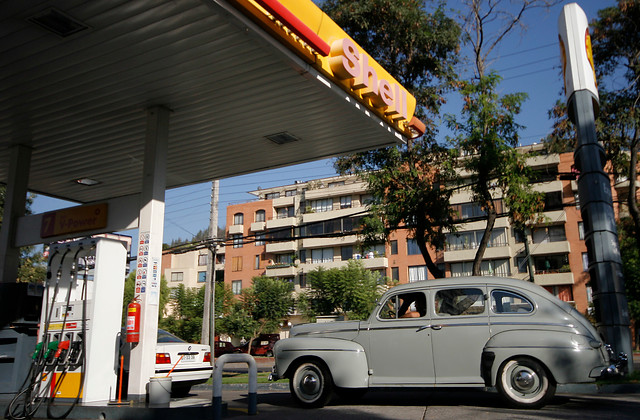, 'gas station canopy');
0,0,423,205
